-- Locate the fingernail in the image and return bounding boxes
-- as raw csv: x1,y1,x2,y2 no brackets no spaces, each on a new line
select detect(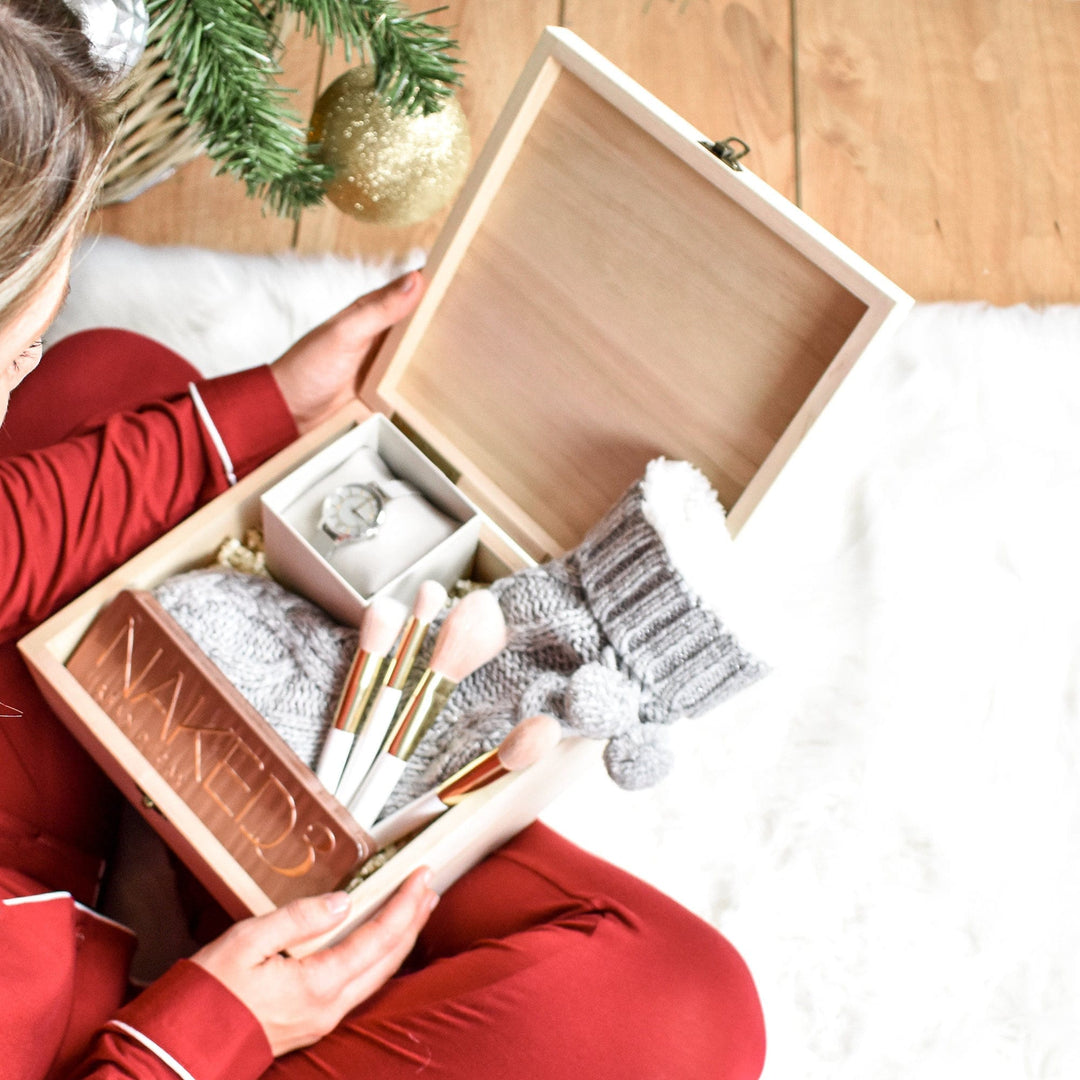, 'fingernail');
426,891,440,913
398,272,416,293
325,891,351,916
